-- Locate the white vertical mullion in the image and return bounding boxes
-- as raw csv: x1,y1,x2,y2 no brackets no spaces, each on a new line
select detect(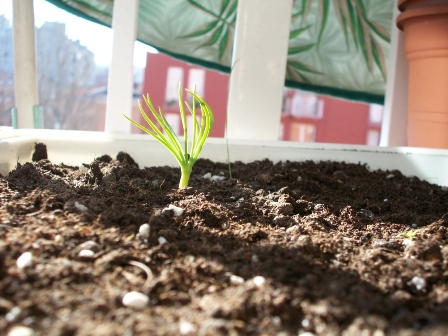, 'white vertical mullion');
105,0,139,133
227,0,293,140
12,0,39,129
380,0,408,147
